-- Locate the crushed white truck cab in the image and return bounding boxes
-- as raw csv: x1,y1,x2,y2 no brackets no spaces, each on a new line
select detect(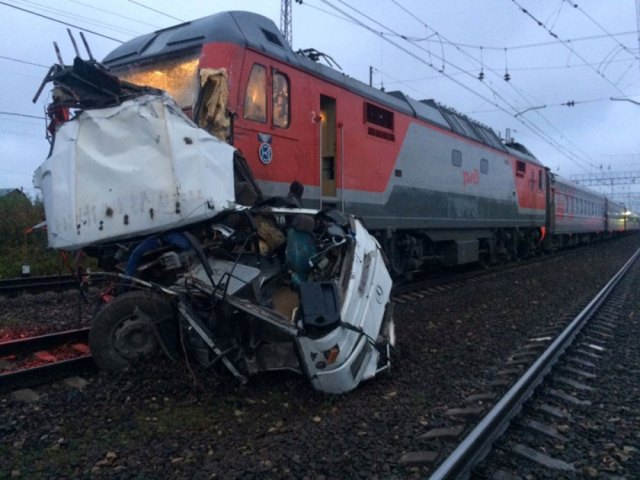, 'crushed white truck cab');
33,59,394,394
